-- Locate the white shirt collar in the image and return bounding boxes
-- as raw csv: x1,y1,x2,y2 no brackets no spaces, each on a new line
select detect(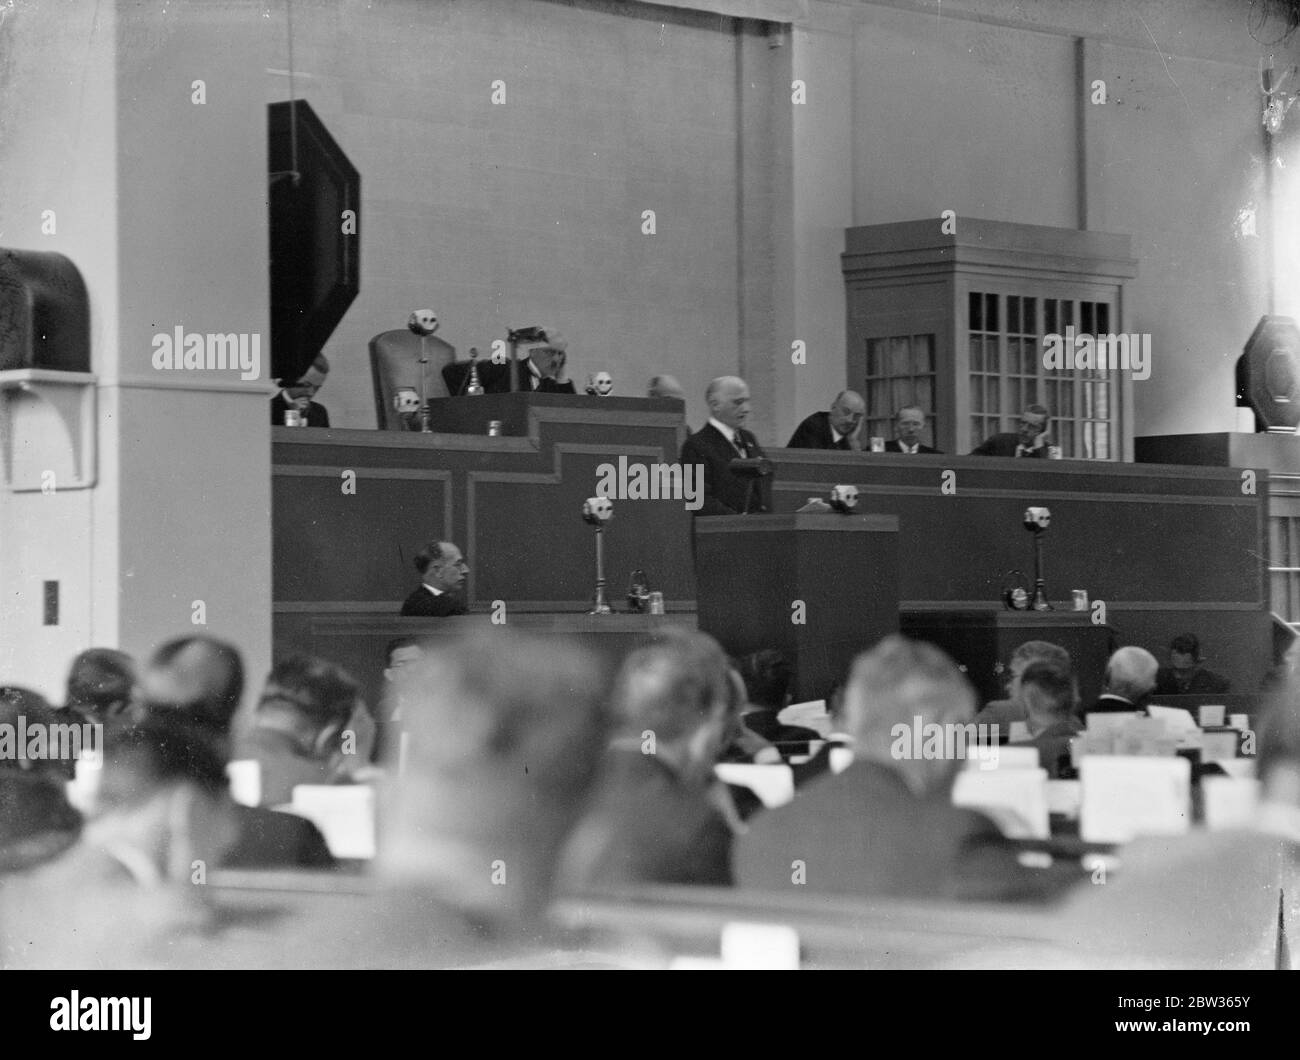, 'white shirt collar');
830,424,845,444
899,441,918,454
708,417,738,445
422,583,445,597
